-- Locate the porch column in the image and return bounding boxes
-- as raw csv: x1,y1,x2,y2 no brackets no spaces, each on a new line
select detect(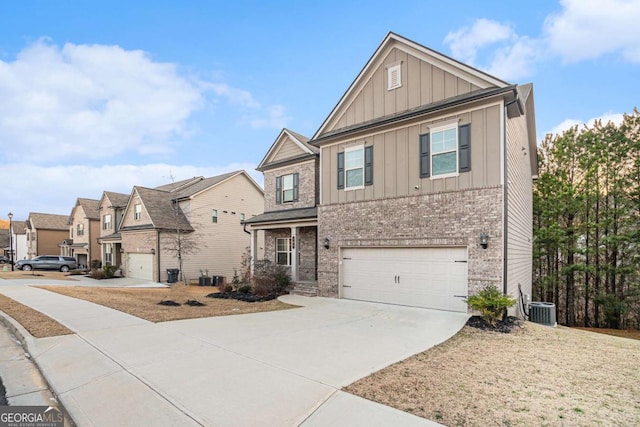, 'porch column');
250,228,257,275
290,226,298,282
